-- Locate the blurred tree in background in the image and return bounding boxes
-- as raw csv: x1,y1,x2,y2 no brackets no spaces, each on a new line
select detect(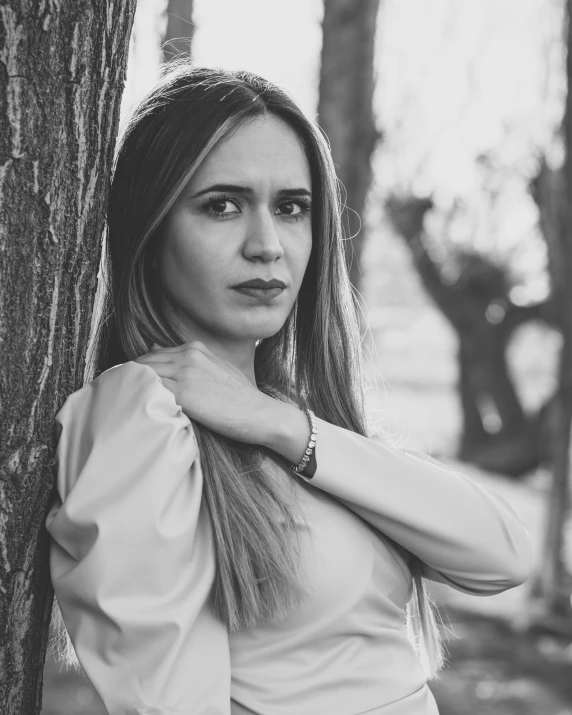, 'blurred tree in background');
382,0,572,630
525,0,572,627
379,3,568,483
163,0,194,60
0,3,135,713
385,193,557,478
318,0,381,294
